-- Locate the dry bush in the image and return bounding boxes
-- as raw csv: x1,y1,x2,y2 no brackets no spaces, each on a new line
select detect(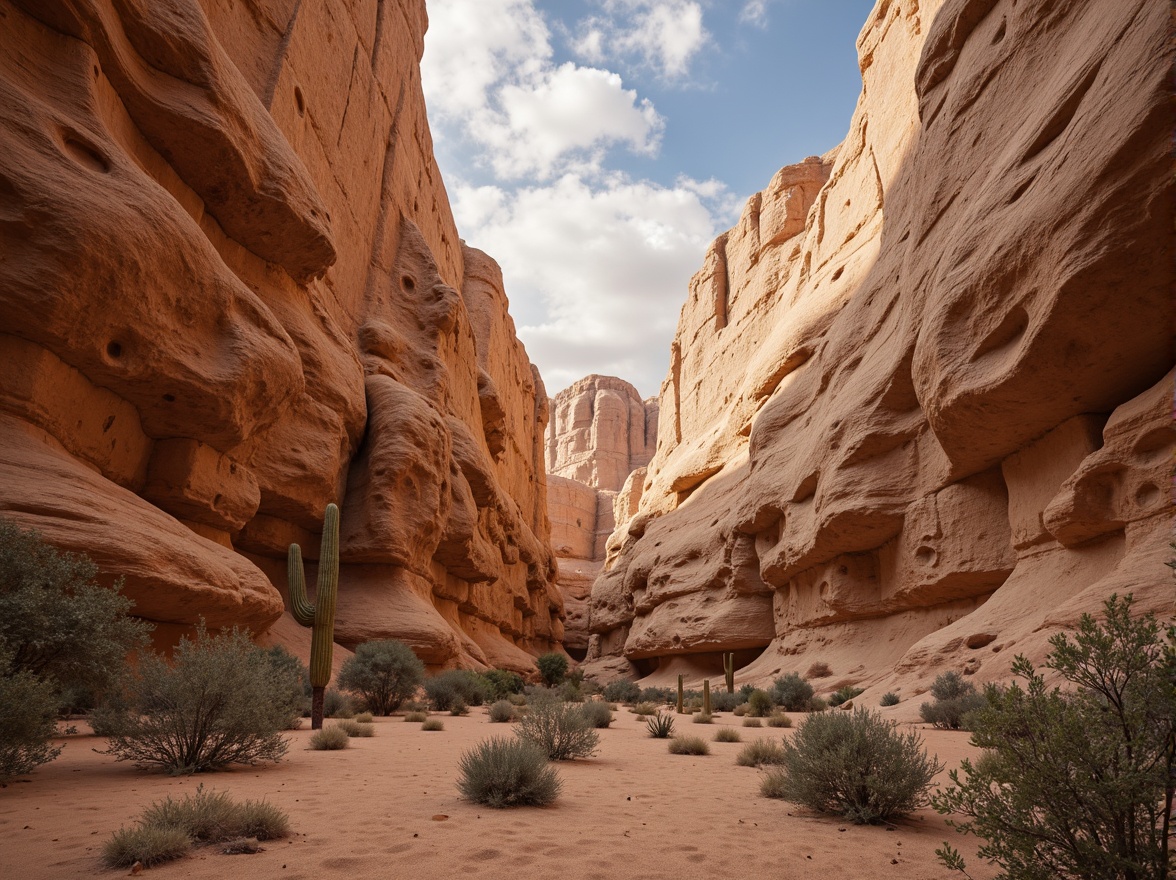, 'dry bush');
456,737,561,808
